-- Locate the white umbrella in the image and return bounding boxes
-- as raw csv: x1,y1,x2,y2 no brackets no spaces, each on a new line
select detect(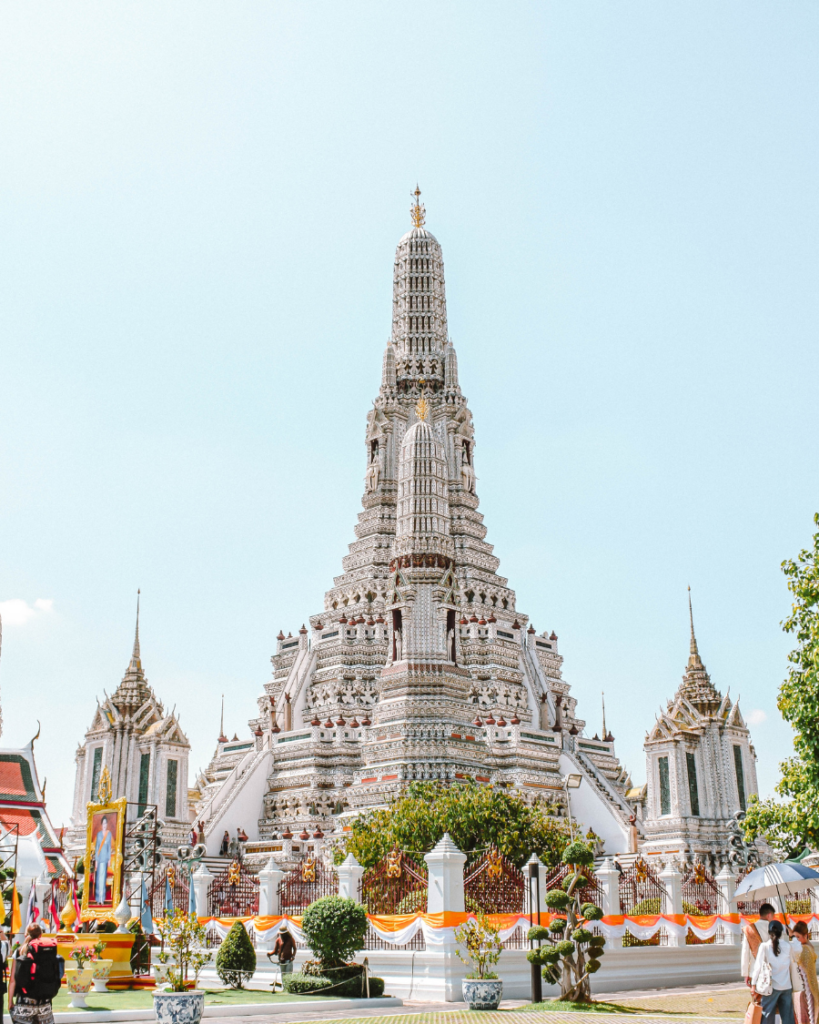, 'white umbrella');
734,861,819,915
